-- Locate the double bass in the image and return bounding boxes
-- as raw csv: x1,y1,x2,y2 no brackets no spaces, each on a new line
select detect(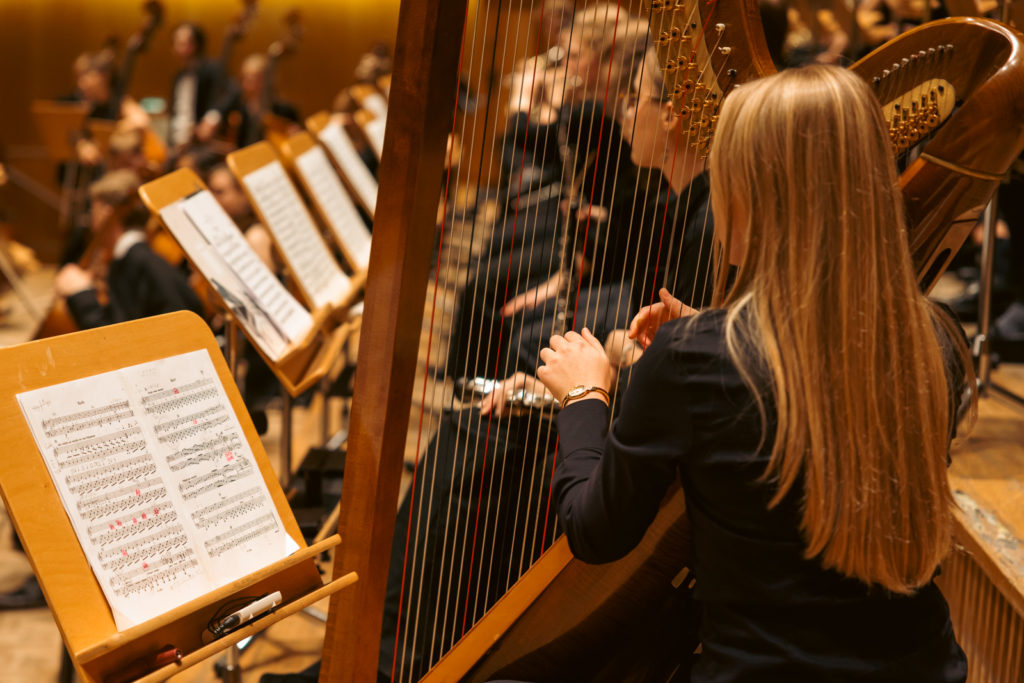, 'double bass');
320,1,1024,681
